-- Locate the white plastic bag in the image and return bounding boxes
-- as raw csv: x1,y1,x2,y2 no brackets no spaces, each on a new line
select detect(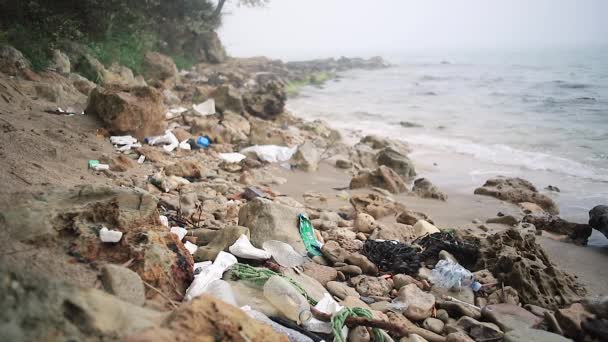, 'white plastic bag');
110,135,137,145
170,226,187,241
303,293,344,334
204,280,238,306
184,241,198,255
193,99,216,116
185,251,238,301
165,106,188,119
219,152,247,164
229,235,271,260
240,145,298,163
